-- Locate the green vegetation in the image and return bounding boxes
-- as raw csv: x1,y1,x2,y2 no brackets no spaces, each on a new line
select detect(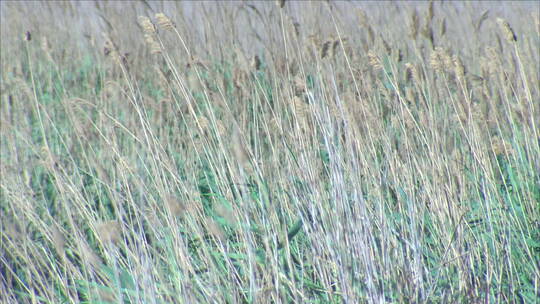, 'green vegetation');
1,1,539,303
